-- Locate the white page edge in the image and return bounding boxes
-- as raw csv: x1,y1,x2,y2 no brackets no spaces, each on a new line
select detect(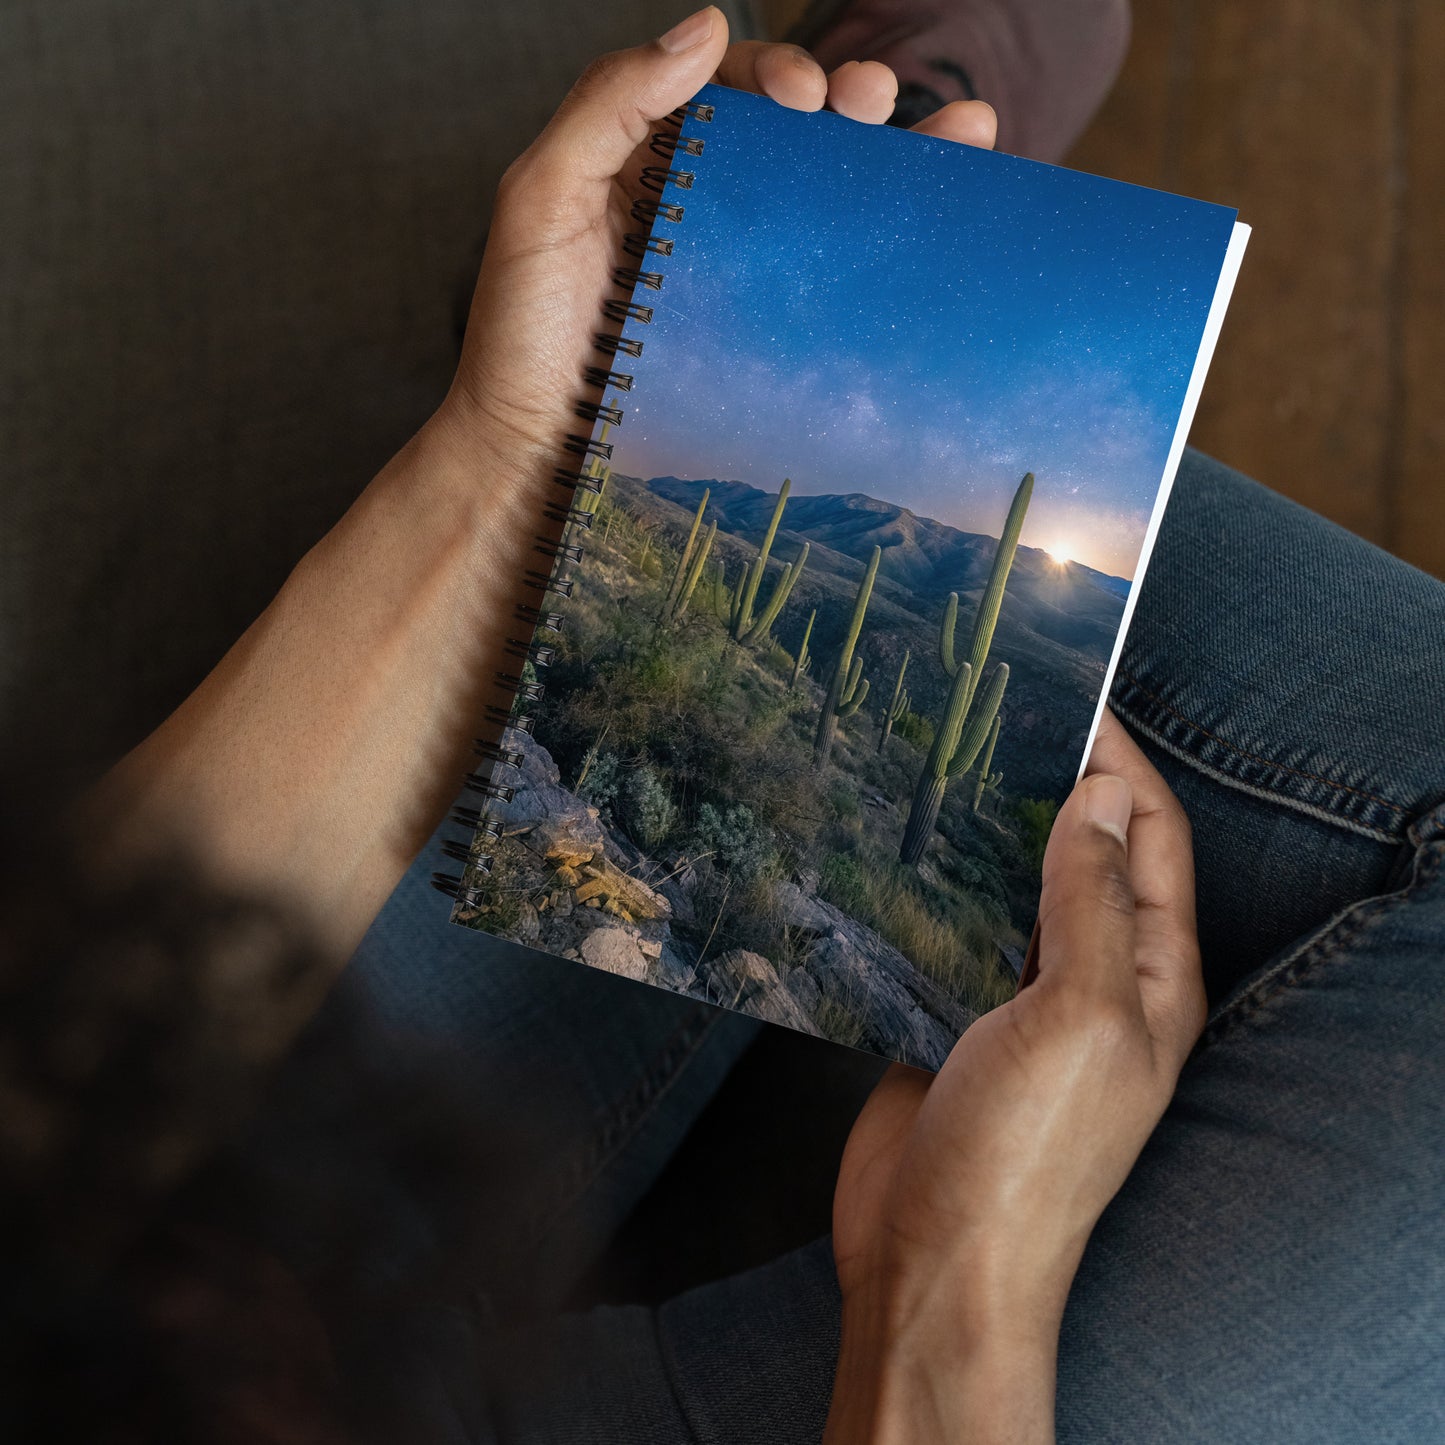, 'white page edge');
1074,219,1253,784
